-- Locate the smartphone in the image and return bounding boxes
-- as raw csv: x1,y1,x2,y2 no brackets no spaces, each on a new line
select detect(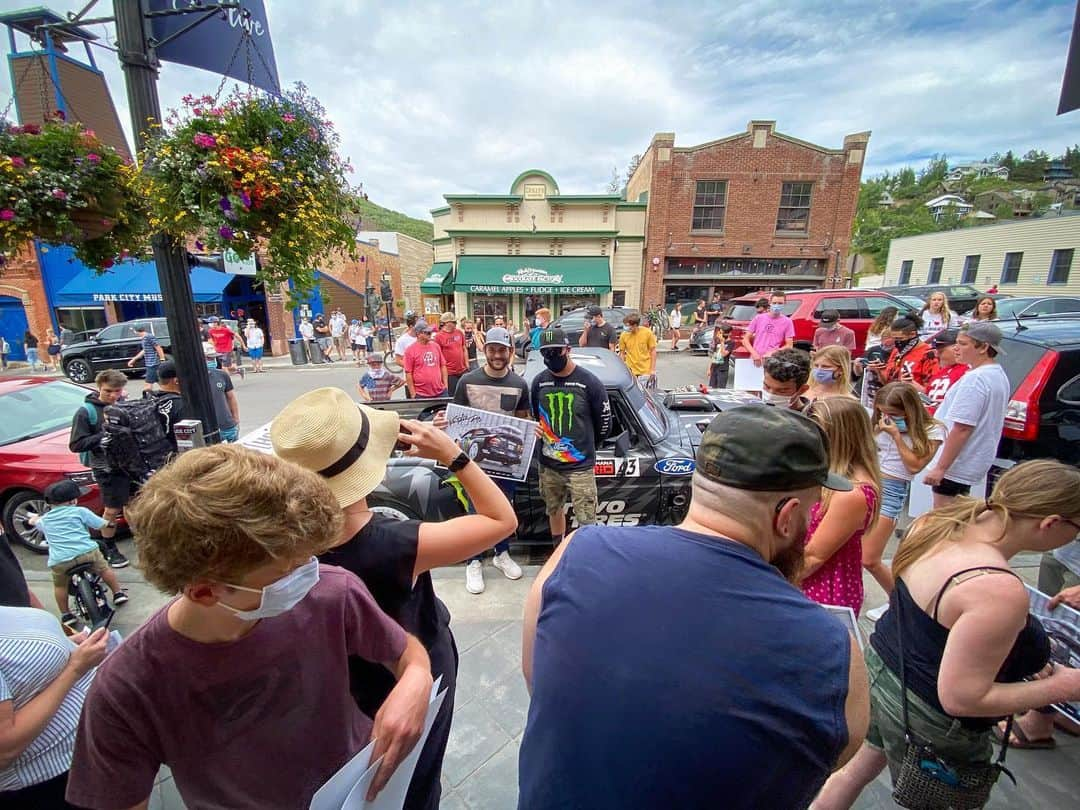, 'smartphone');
393,423,413,453
880,414,893,427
